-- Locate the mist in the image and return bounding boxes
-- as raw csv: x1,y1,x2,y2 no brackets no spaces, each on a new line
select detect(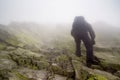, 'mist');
0,0,120,57
0,0,120,27
0,0,120,80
